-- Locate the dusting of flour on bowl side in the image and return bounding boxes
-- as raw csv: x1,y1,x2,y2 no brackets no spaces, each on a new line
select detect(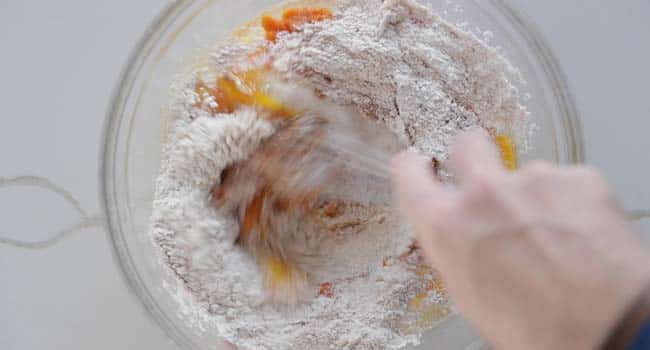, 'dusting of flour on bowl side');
150,0,531,349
